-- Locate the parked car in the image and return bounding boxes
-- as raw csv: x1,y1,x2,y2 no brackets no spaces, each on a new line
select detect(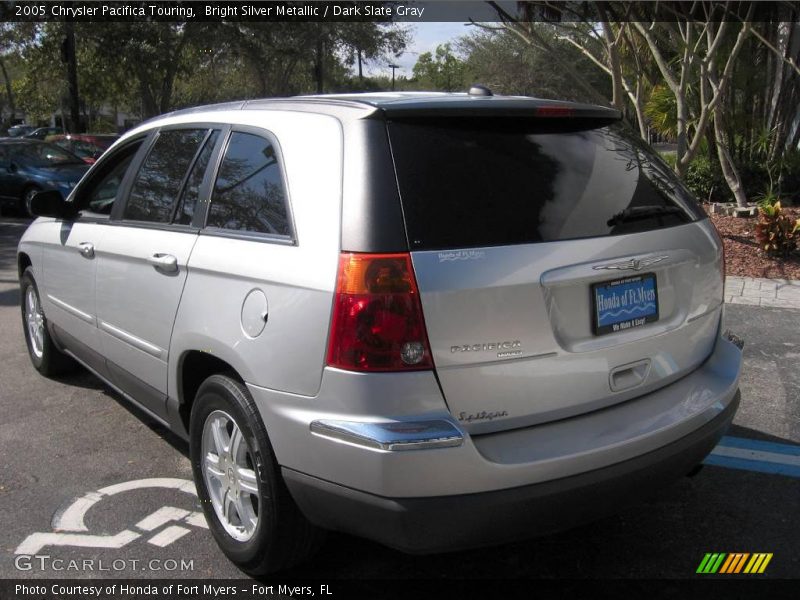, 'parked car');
24,126,64,140
6,124,35,138
17,91,742,575
0,139,89,216
46,134,120,164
